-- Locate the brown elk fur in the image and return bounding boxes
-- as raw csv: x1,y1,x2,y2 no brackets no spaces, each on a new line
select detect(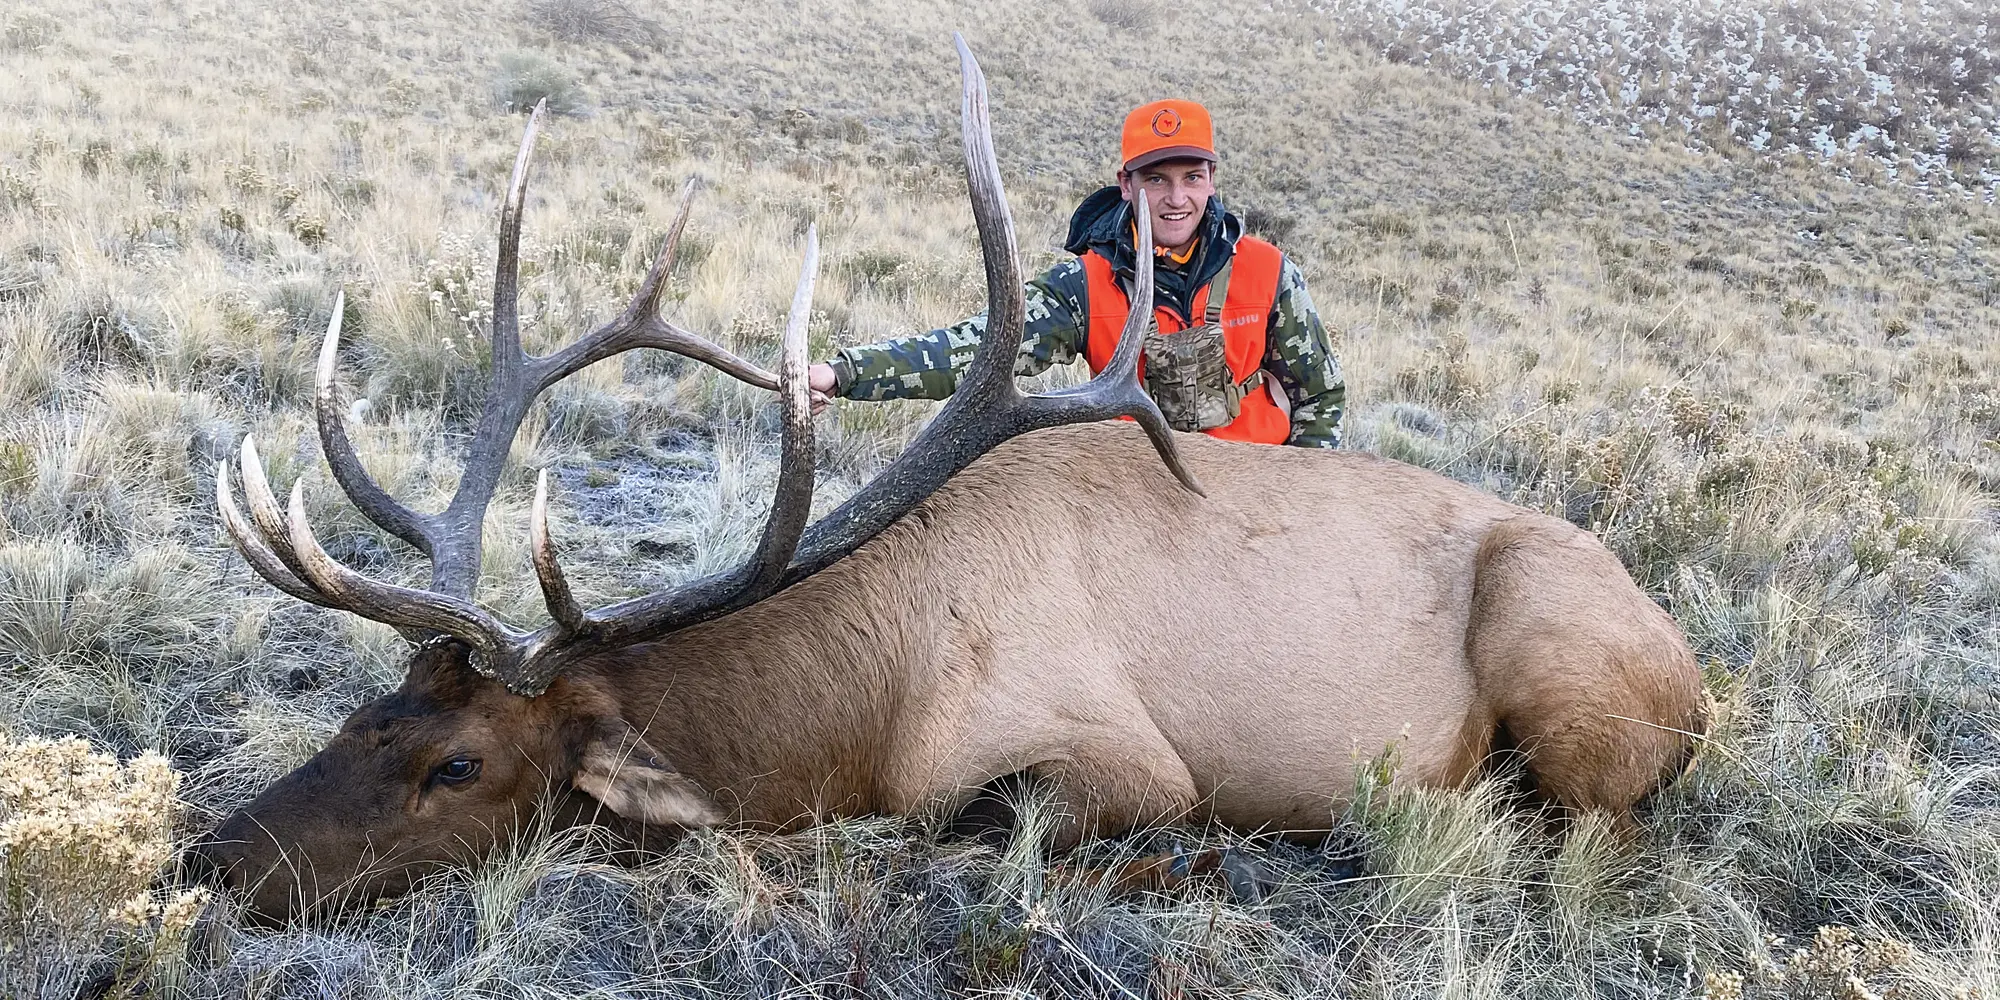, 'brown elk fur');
196,421,1706,918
